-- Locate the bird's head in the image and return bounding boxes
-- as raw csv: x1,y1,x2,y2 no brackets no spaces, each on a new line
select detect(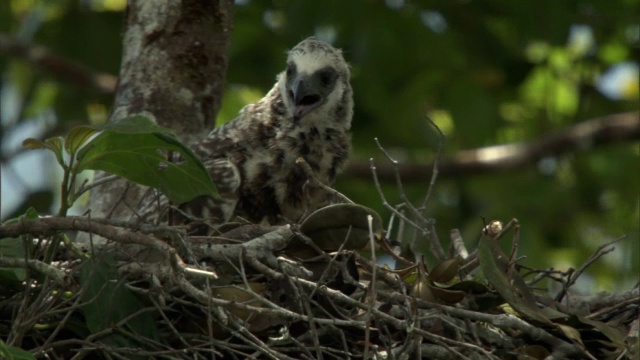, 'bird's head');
279,38,352,126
